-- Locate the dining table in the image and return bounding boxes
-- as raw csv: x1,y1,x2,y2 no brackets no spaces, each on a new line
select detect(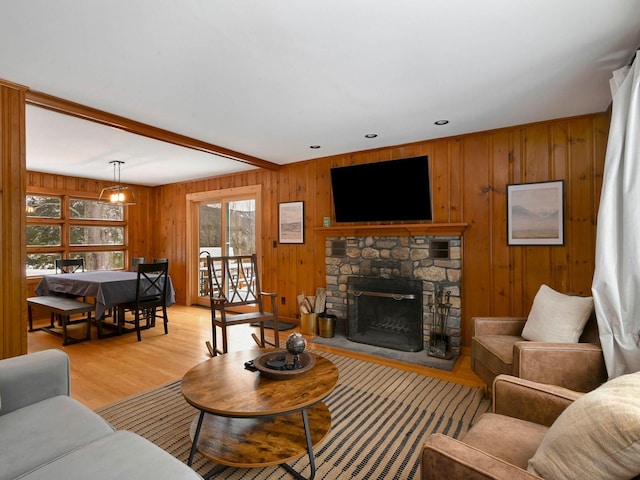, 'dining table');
35,270,176,321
